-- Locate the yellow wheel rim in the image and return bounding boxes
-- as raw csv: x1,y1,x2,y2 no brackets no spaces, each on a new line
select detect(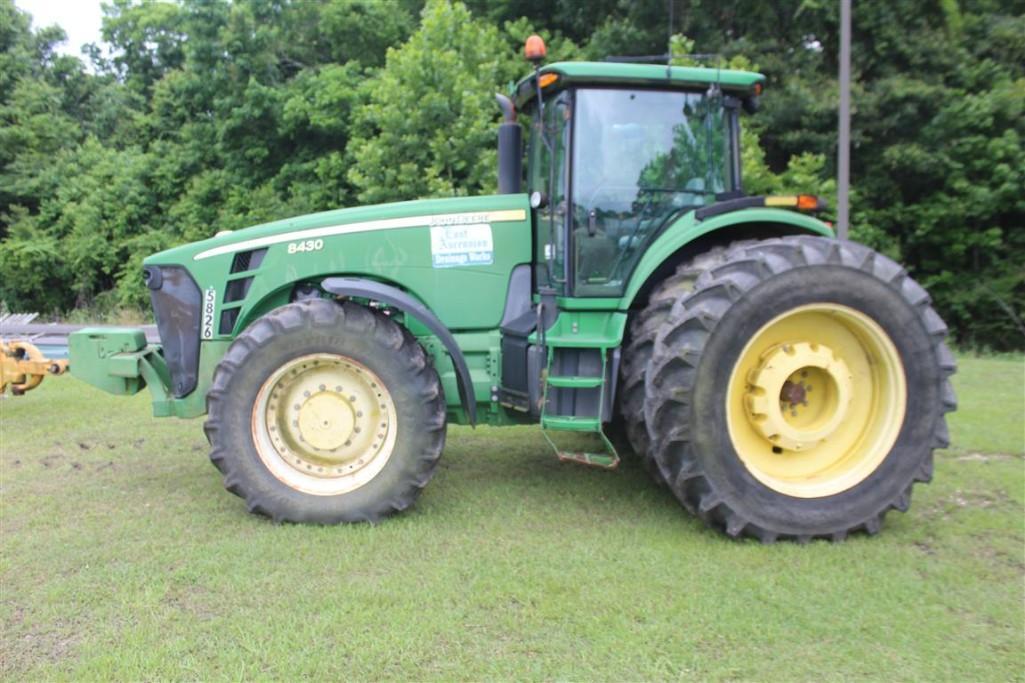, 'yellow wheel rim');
725,304,906,498
251,353,398,496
